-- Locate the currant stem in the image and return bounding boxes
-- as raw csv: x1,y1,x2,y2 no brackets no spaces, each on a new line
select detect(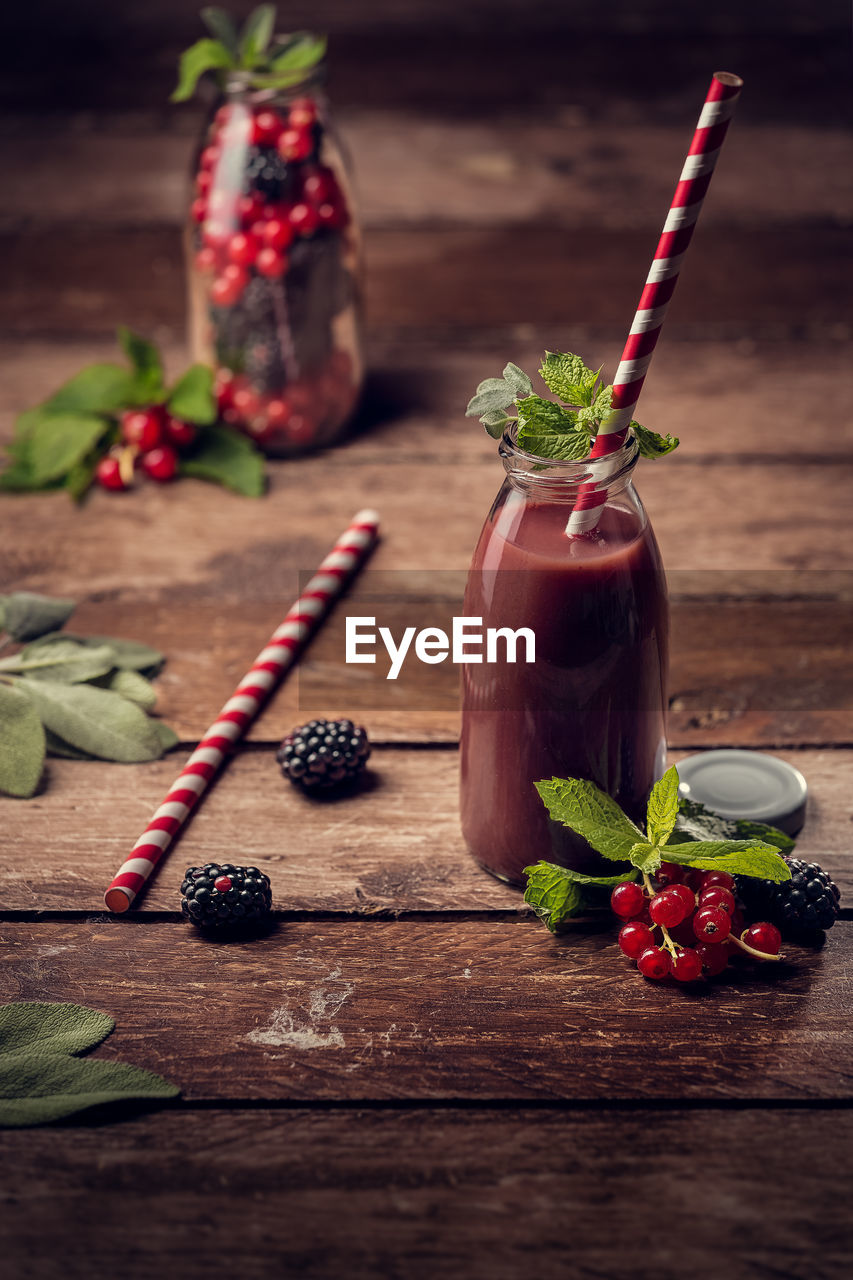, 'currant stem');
729,933,782,962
